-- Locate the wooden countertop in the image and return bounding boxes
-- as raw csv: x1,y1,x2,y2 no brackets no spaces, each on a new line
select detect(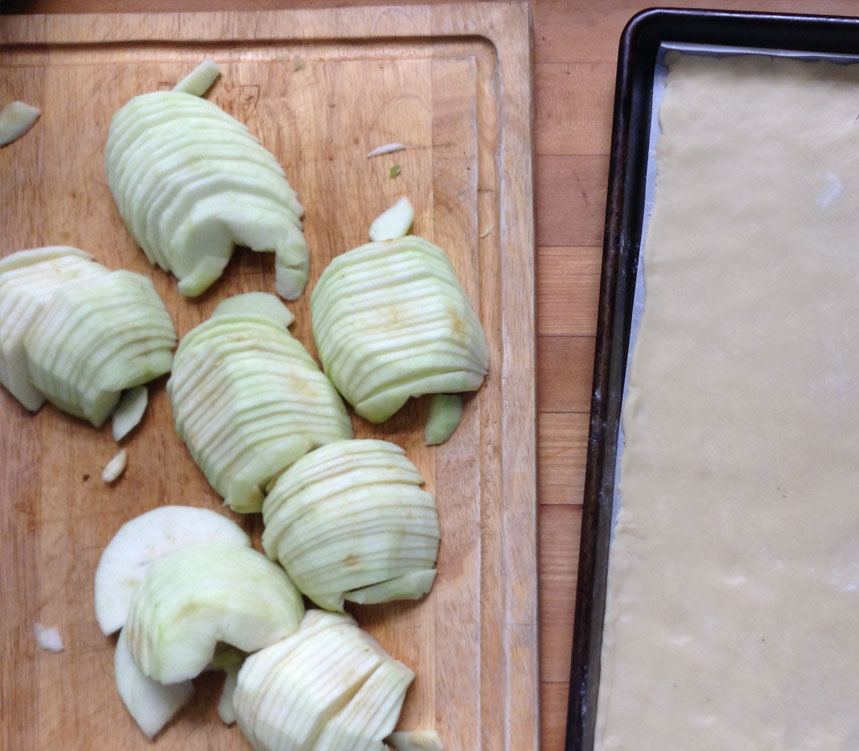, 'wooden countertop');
4,1,859,748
